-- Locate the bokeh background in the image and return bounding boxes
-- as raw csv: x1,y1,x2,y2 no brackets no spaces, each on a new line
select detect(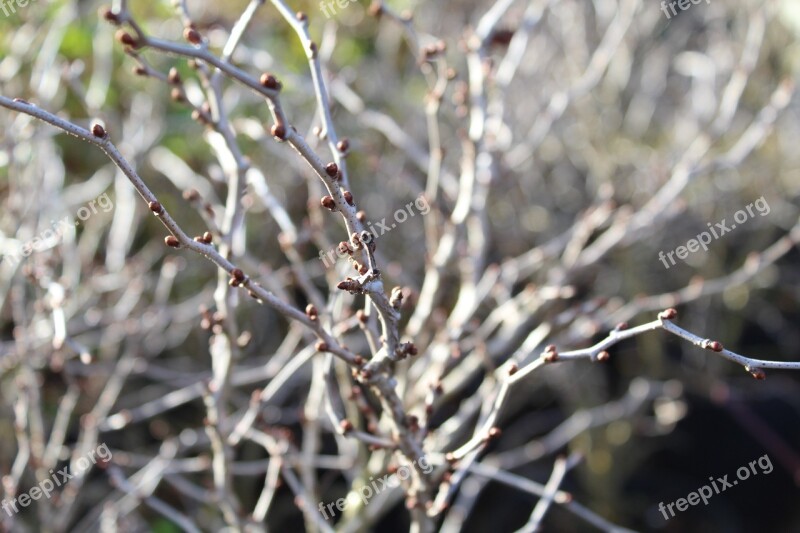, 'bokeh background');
2,0,800,531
